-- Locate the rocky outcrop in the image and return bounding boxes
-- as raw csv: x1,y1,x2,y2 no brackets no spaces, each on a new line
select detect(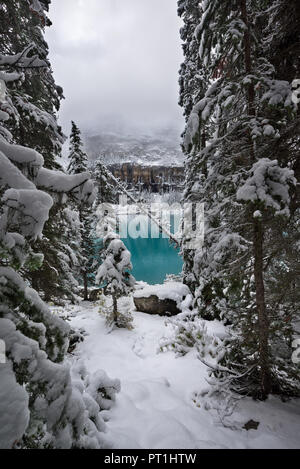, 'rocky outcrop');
133,295,180,316
86,130,185,194
108,163,184,193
